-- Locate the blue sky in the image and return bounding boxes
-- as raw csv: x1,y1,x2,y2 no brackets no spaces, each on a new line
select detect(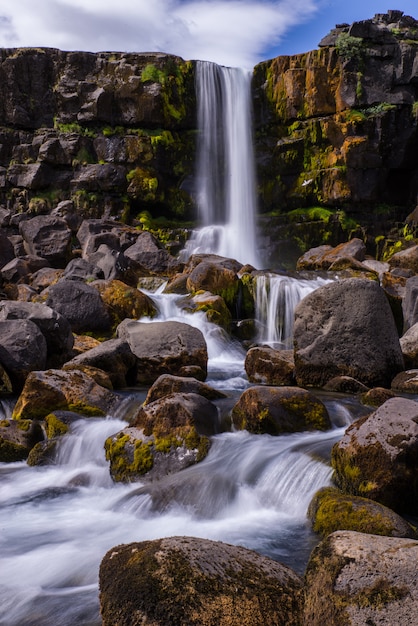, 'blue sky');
0,1,417,68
